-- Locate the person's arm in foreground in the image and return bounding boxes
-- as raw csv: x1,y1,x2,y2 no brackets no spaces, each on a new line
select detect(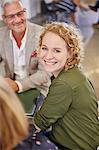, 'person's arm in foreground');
34,79,72,131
